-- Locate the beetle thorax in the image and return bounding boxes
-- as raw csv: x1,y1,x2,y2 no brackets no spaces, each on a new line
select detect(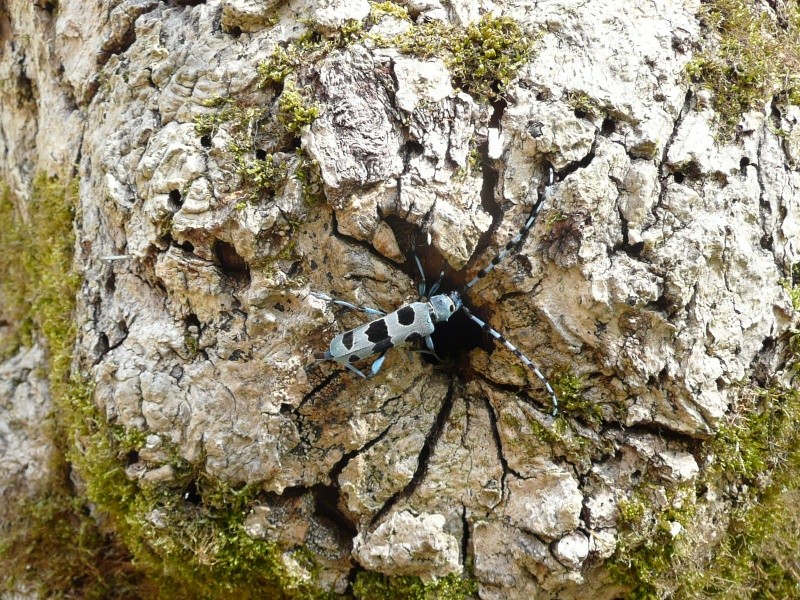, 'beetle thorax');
428,292,462,322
